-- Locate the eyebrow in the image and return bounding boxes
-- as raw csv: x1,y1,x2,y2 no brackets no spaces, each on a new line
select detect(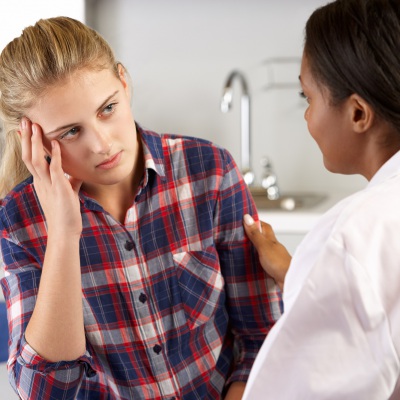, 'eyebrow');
44,90,120,136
